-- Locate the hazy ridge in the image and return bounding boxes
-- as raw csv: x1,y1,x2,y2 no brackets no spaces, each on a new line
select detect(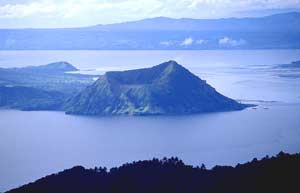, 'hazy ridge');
1,12,300,50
